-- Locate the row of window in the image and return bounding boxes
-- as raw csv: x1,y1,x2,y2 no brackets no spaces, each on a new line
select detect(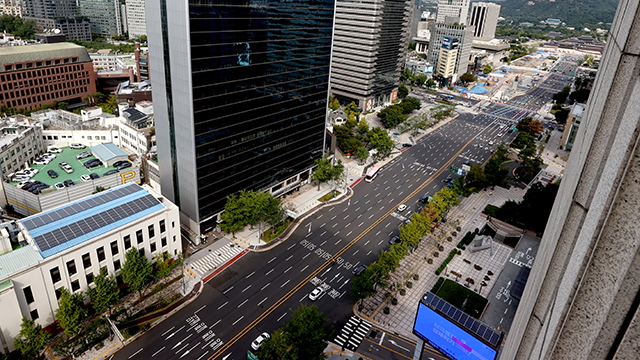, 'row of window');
0,60,82,80
2,86,89,109
1,78,90,100
2,70,89,92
